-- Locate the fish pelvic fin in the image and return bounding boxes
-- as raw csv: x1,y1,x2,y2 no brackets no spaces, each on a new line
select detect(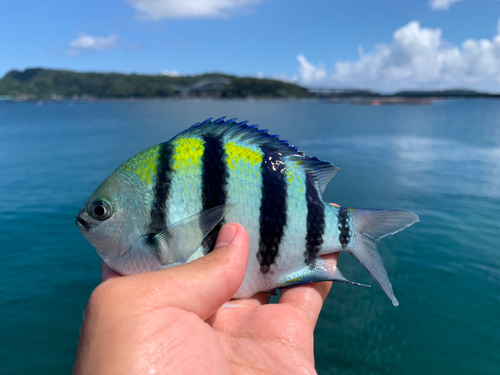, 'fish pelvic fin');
348,208,419,306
